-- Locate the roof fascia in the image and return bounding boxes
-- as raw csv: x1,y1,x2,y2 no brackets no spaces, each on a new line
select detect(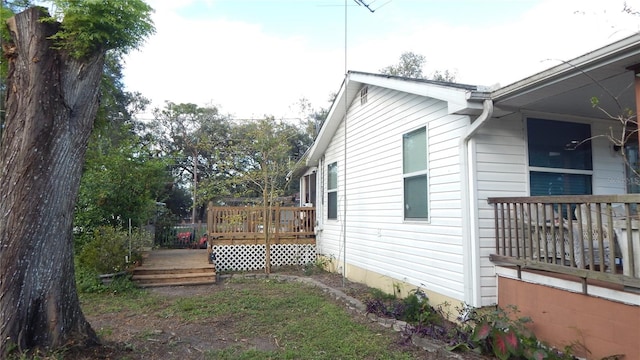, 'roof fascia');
349,72,472,105
306,76,354,166
492,33,640,102
306,72,484,165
